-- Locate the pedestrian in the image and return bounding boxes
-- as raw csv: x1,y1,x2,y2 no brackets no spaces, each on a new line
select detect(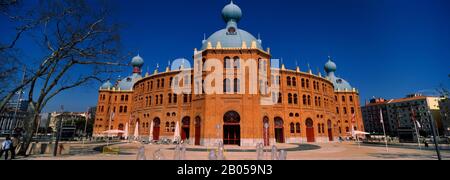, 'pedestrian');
0,135,13,160
424,140,429,148
10,135,20,159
